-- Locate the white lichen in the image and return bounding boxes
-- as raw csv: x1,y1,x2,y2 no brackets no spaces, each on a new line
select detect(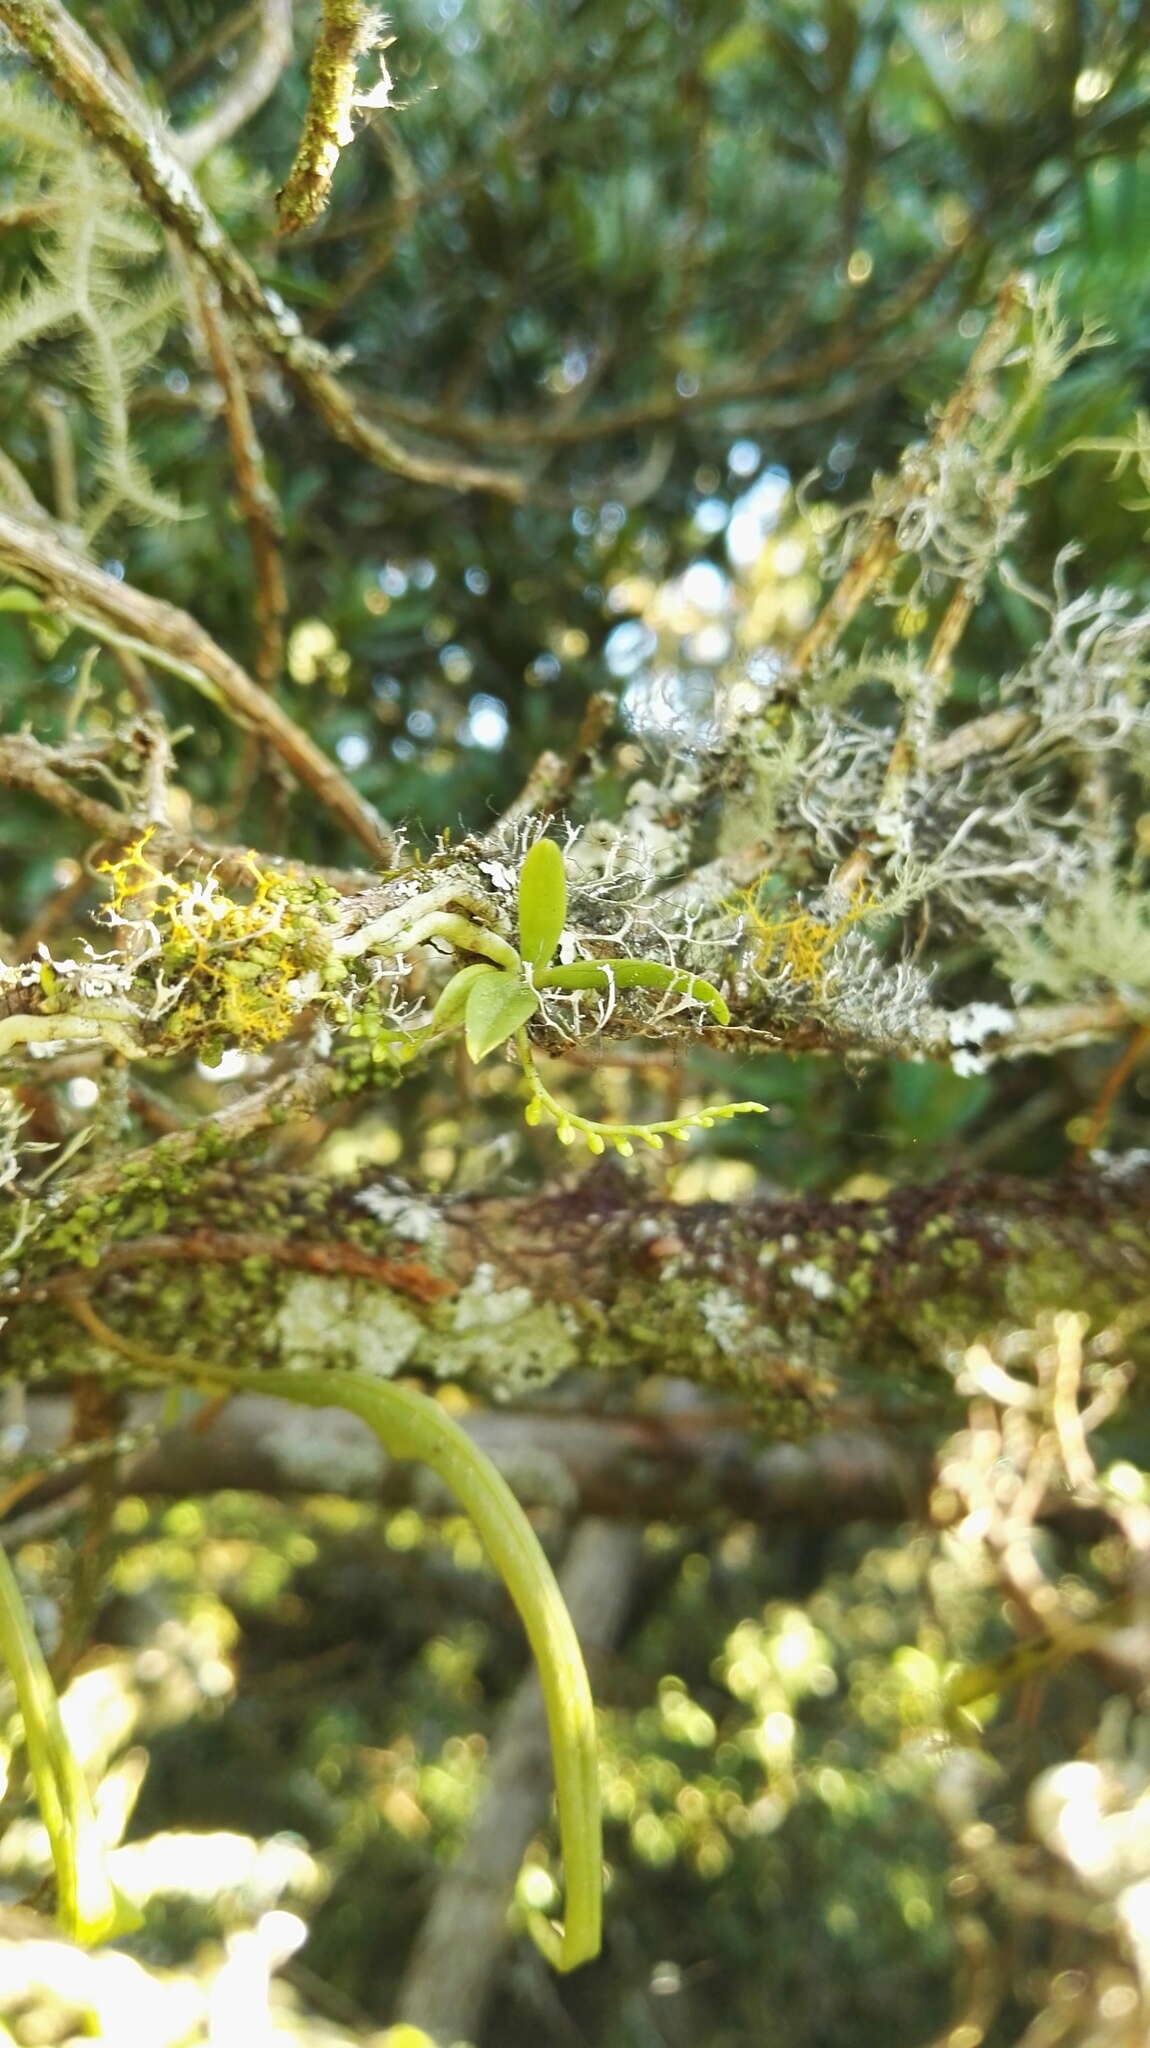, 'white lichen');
352,1184,441,1243
947,1000,1015,1074
790,1262,838,1302
274,1274,422,1378
433,1263,579,1395
698,1286,752,1355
